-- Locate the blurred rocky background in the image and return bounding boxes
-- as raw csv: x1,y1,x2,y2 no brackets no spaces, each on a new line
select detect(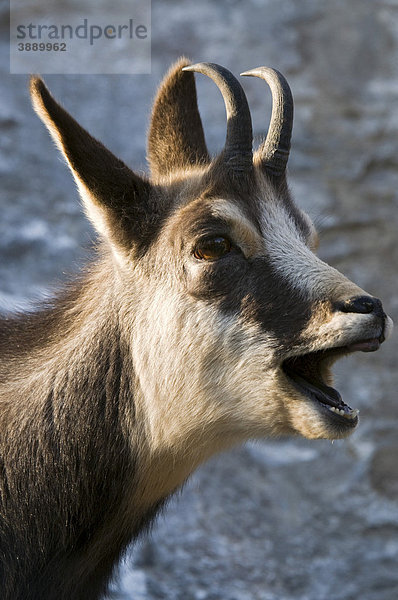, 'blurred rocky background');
1,0,398,598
